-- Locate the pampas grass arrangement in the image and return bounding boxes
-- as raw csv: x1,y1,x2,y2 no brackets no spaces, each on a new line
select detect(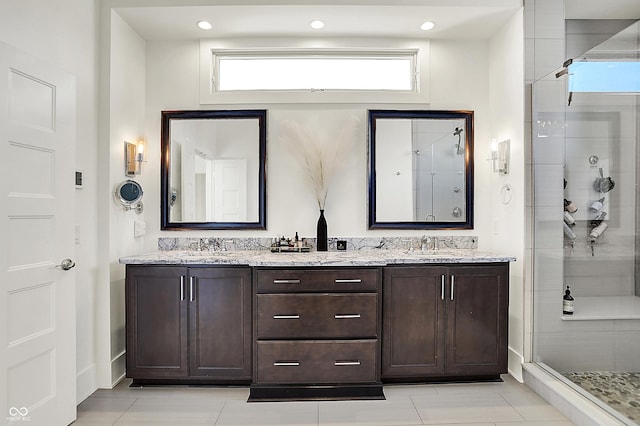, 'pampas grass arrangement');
281,116,360,210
